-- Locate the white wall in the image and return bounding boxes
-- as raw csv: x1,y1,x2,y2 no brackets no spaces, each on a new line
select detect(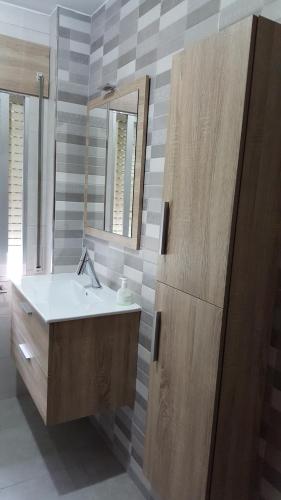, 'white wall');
0,1,53,276
0,1,51,399
0,0,49,45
